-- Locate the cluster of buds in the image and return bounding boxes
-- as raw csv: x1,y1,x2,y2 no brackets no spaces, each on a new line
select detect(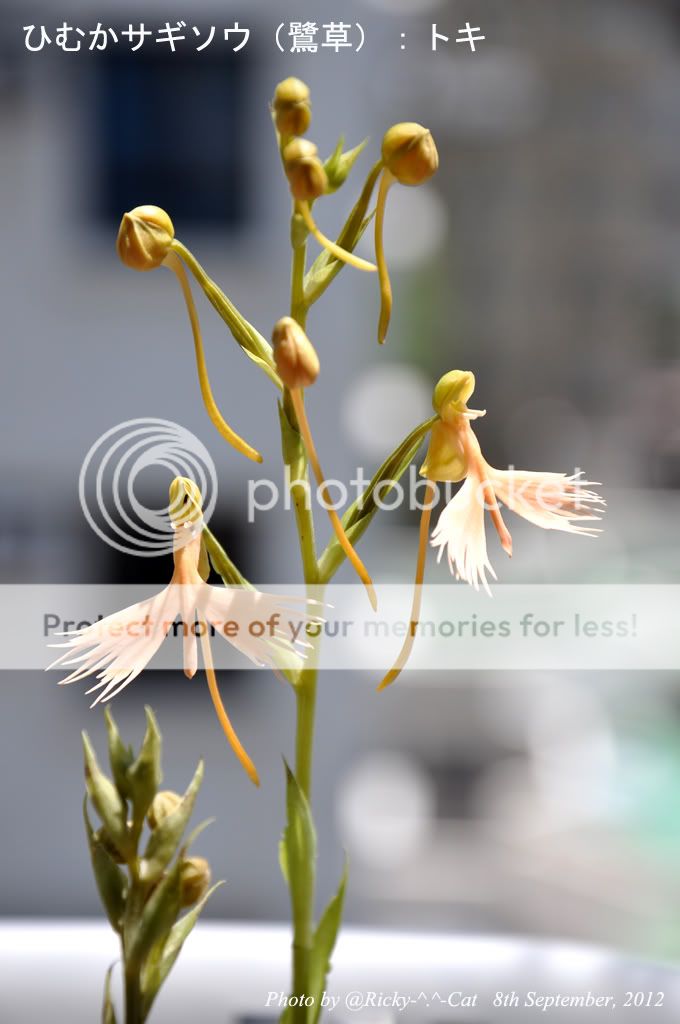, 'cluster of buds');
273,78,441,340
83,708,219,1022
273,79,377,273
